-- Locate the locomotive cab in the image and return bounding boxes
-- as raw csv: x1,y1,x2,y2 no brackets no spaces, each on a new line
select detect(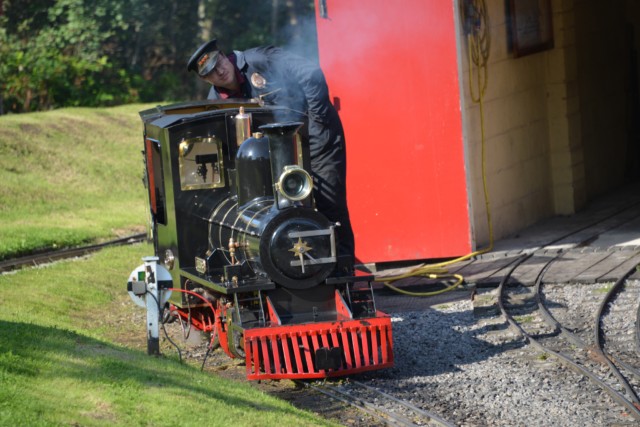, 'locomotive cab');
133,99,393,379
